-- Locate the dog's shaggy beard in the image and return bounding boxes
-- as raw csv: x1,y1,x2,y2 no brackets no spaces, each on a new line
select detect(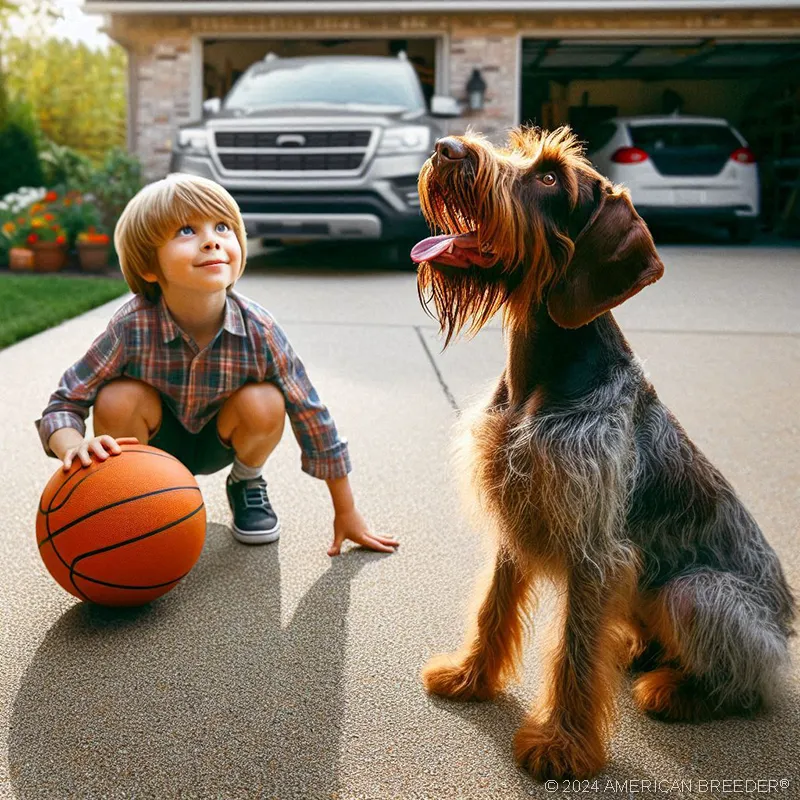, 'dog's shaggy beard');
417,261,517,347
416,140,572,345
416,143,527,347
